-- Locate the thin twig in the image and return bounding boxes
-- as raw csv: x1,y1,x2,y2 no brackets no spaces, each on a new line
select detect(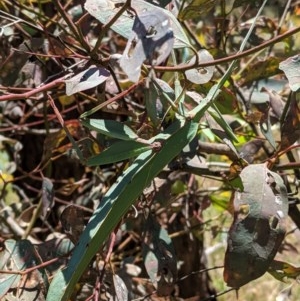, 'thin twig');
90,0,132,56
52,0,90,53
0,257,63,275
80,79,144,118
48,94,84,162
151,25,300,72
0,76,65,101
200,288,236,301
